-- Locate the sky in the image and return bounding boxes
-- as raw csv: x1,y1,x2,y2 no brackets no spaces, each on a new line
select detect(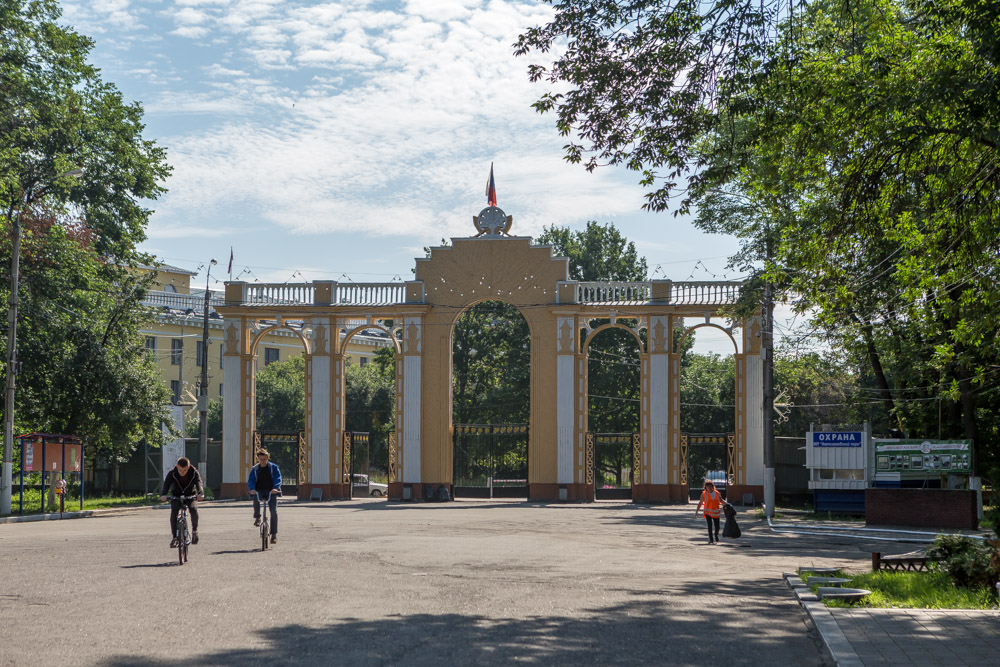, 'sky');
58,0,795,353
